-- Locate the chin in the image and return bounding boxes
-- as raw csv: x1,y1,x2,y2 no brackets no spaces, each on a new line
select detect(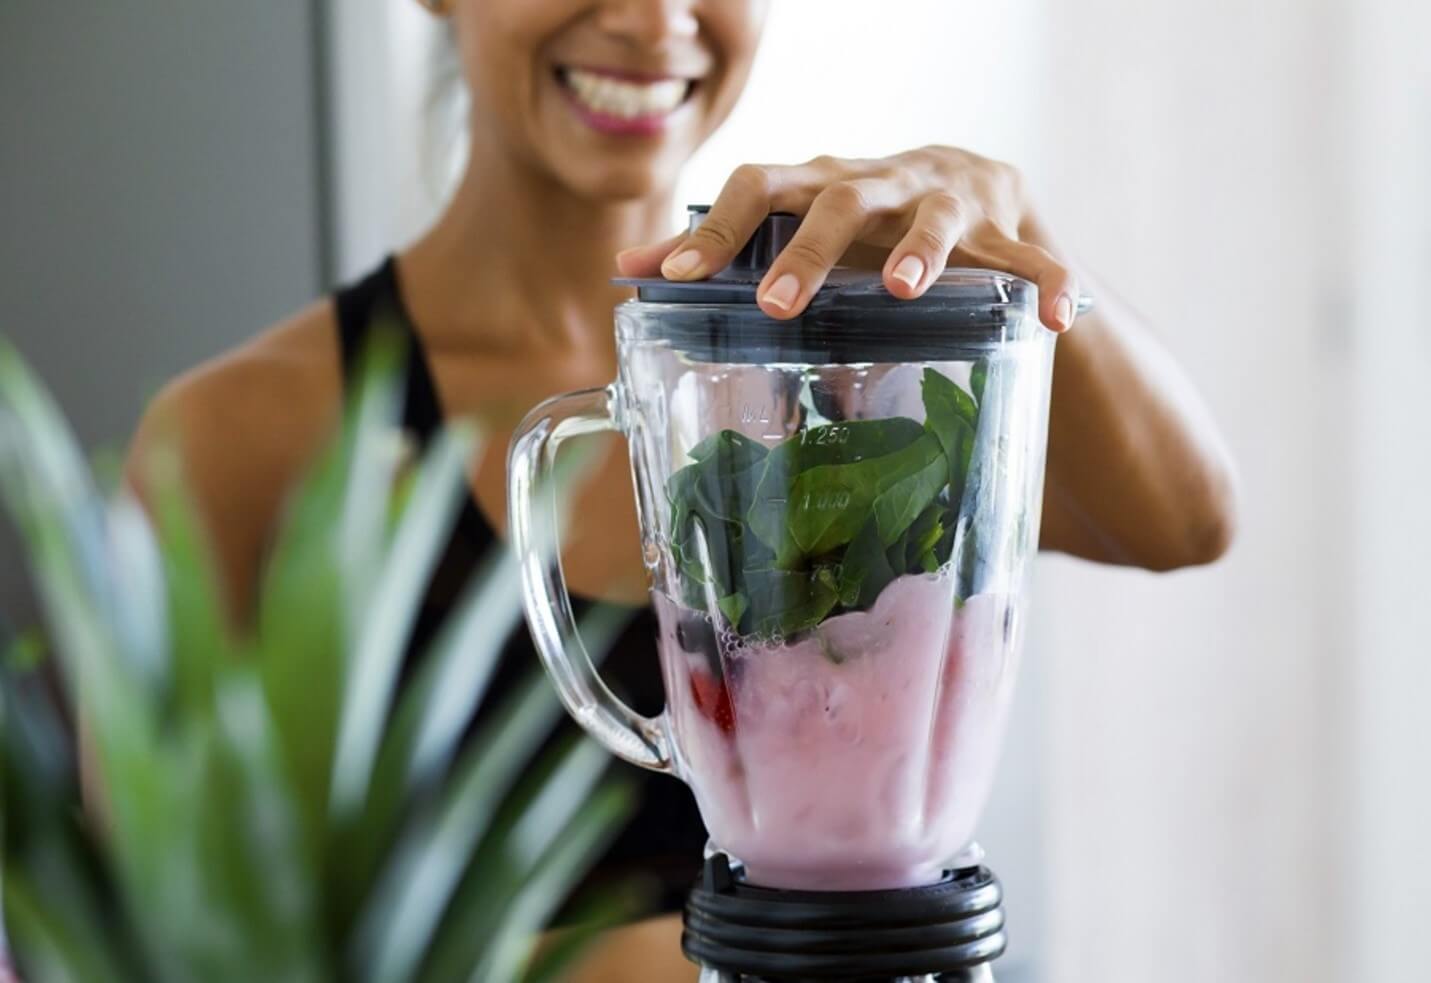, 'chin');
550,151,687,203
